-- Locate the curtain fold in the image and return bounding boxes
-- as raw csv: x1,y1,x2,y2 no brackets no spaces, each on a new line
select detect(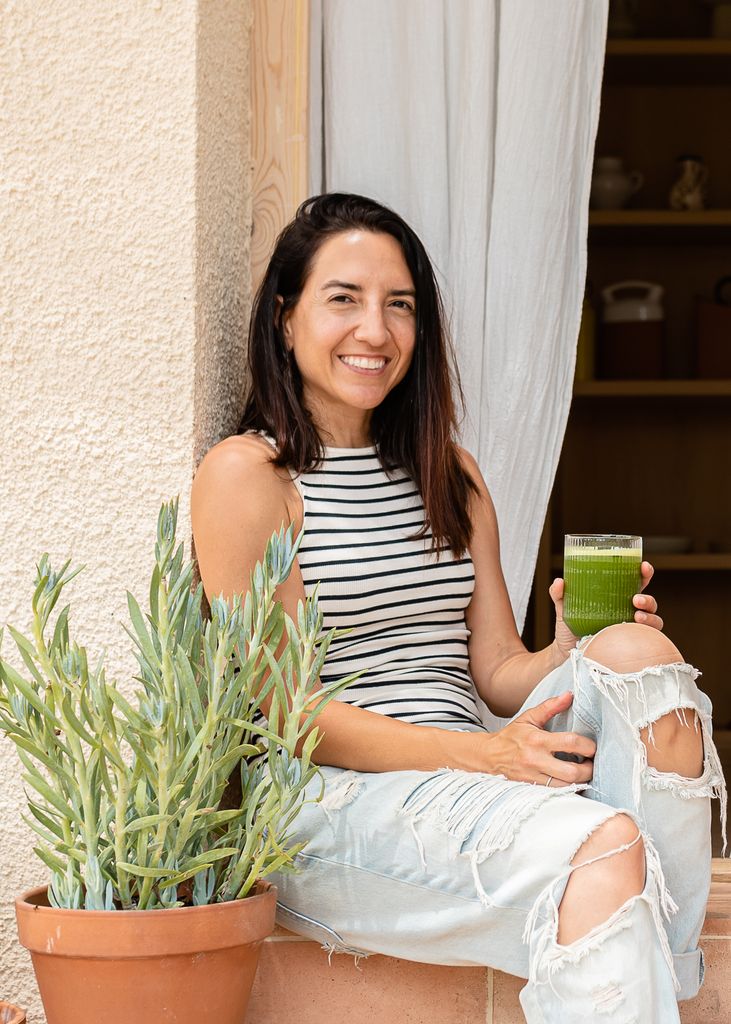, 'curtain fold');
310,0,608,630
